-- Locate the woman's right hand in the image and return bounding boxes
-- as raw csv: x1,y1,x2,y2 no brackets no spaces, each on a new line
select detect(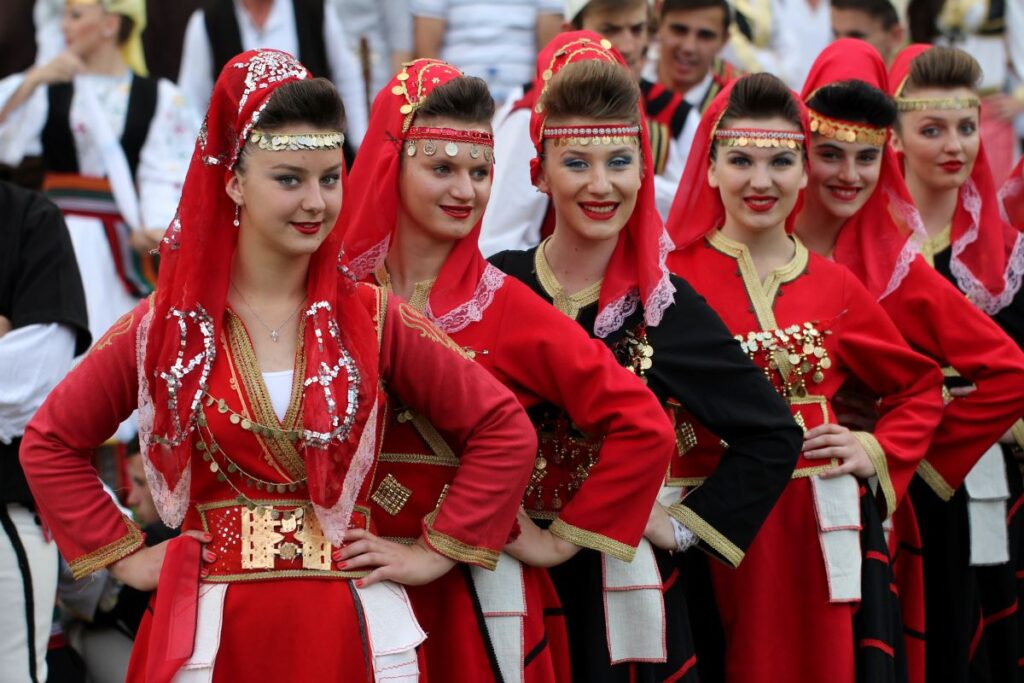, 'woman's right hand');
109,529,212,591
27,52,85,89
